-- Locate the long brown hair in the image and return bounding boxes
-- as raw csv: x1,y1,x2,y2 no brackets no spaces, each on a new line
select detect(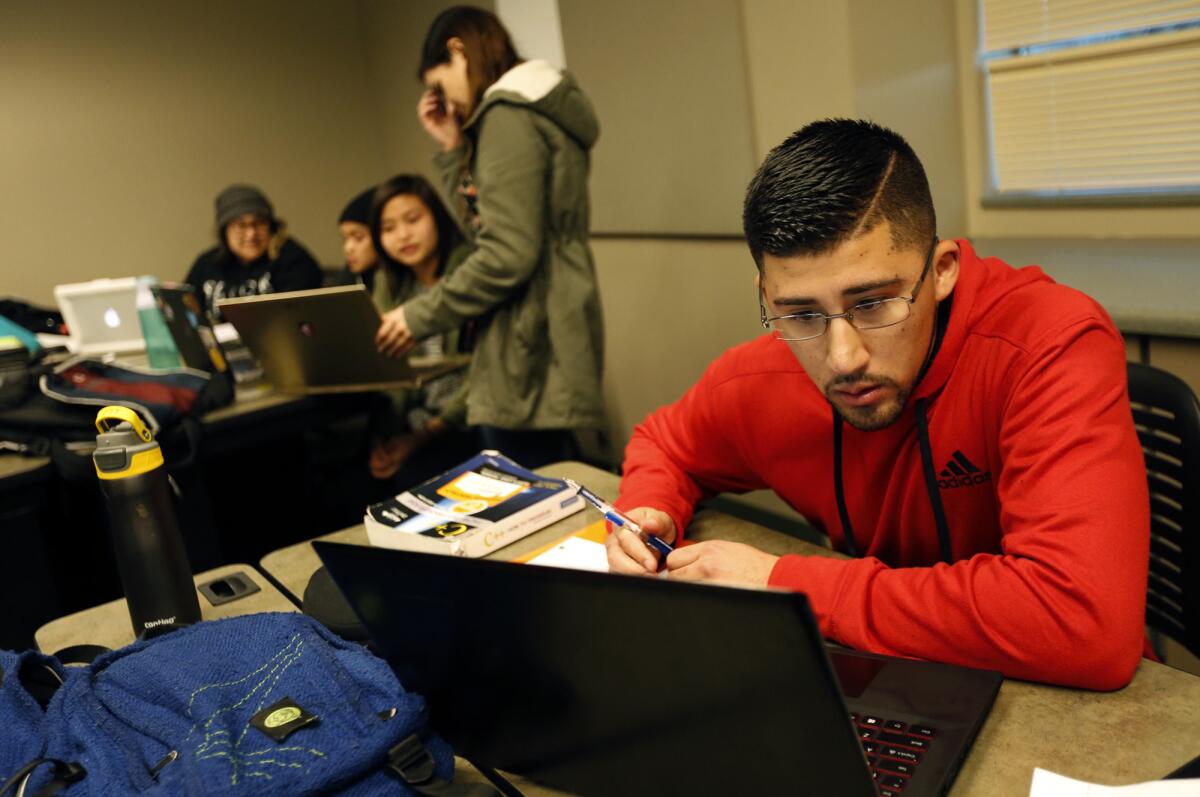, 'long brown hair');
417,6,520,109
